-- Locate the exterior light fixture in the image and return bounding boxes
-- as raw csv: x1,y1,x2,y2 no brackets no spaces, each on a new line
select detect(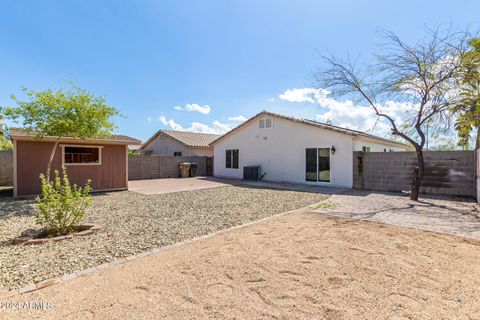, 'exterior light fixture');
331,146,336,154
